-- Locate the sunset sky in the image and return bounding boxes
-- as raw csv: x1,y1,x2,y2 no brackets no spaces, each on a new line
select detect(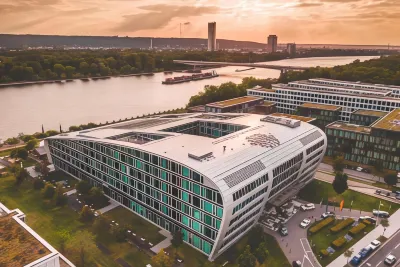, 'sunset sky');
1,0,399,45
